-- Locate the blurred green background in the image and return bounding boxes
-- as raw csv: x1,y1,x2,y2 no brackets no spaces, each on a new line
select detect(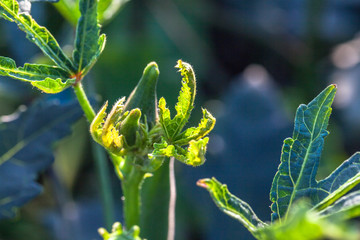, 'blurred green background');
1,0,360,239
